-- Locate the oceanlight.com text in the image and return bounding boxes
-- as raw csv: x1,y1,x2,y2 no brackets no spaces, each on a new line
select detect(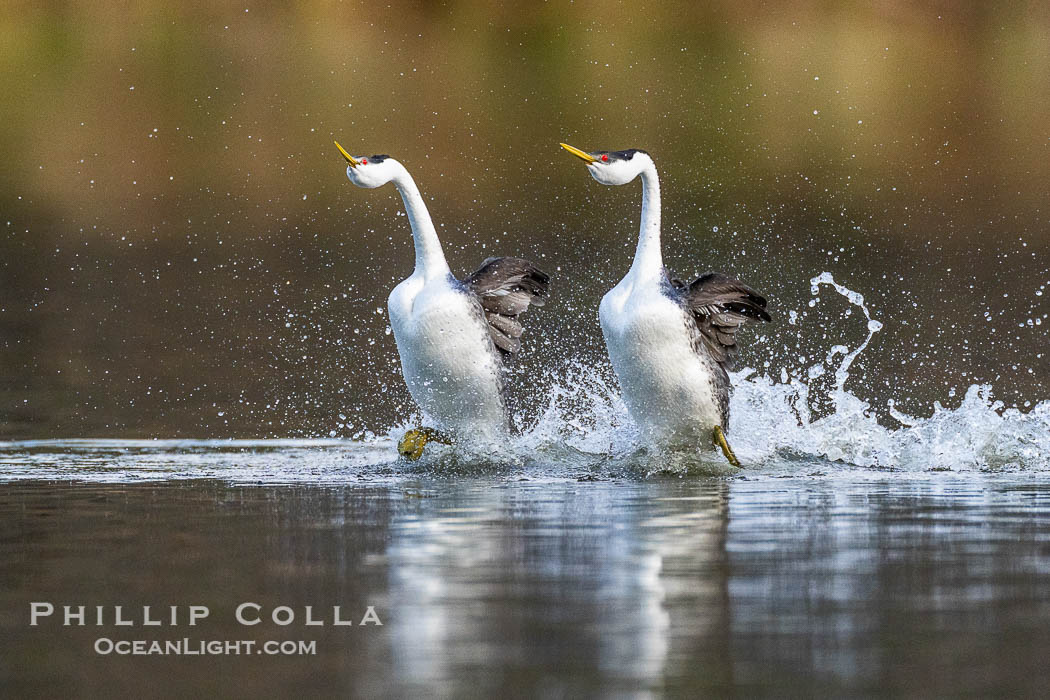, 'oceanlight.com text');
94,638,317,656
